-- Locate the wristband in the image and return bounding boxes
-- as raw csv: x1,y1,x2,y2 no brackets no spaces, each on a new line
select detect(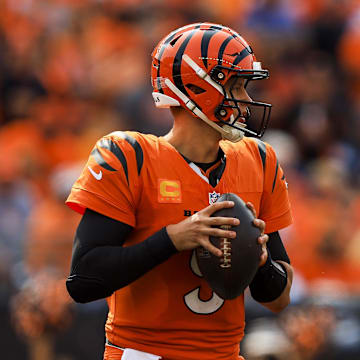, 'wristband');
249,249,288,303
